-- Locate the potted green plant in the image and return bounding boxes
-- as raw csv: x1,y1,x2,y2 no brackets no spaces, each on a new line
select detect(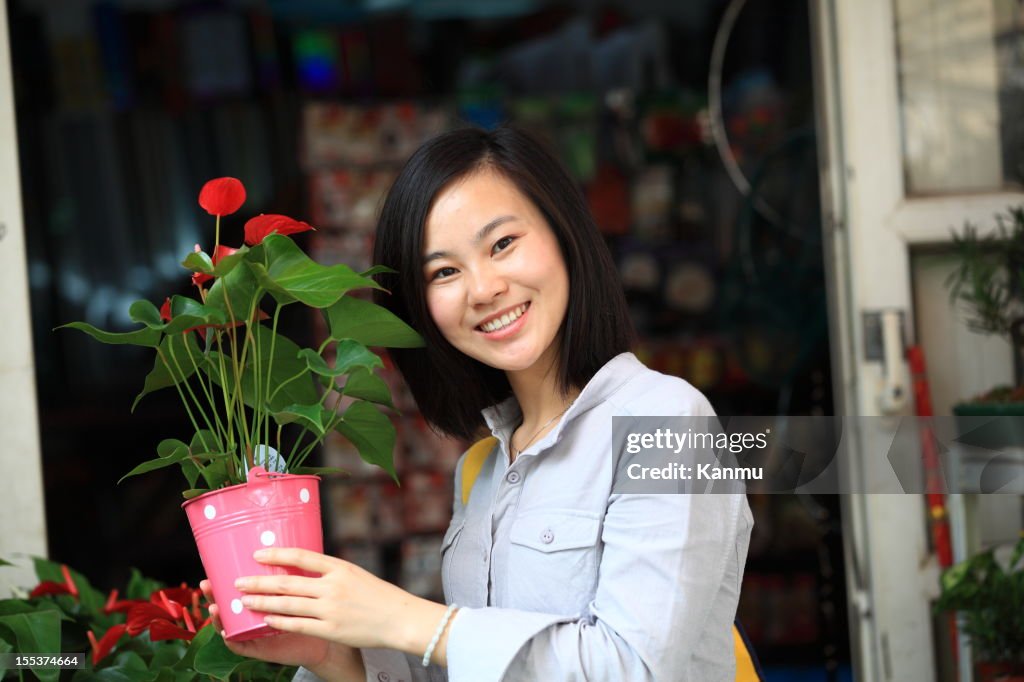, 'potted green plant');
59,177,423,640
933,536,1024,682
946,206,1024,416
0,556,290,681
